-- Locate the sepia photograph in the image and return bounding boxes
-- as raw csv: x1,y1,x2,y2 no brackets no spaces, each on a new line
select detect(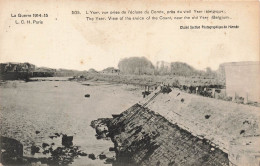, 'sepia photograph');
0,0,259,166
